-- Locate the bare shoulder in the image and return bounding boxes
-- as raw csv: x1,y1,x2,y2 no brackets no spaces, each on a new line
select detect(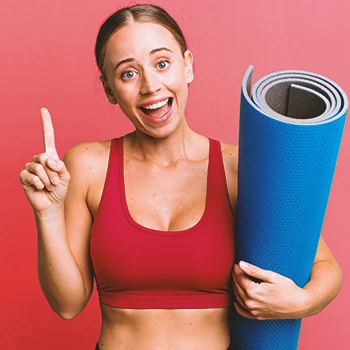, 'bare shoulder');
62,140,112,222
63,140,111,174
